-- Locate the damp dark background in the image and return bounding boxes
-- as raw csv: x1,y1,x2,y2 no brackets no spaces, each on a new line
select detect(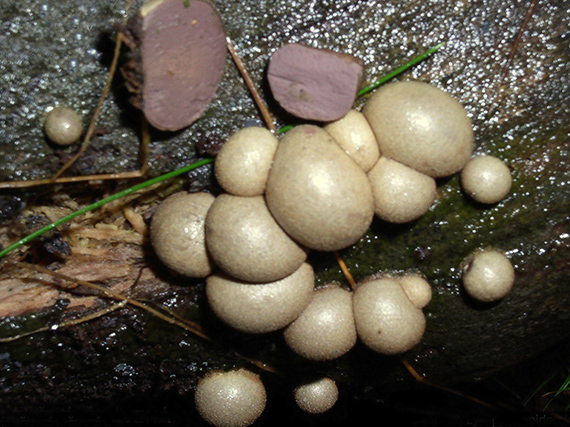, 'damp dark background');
0,0,569,426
